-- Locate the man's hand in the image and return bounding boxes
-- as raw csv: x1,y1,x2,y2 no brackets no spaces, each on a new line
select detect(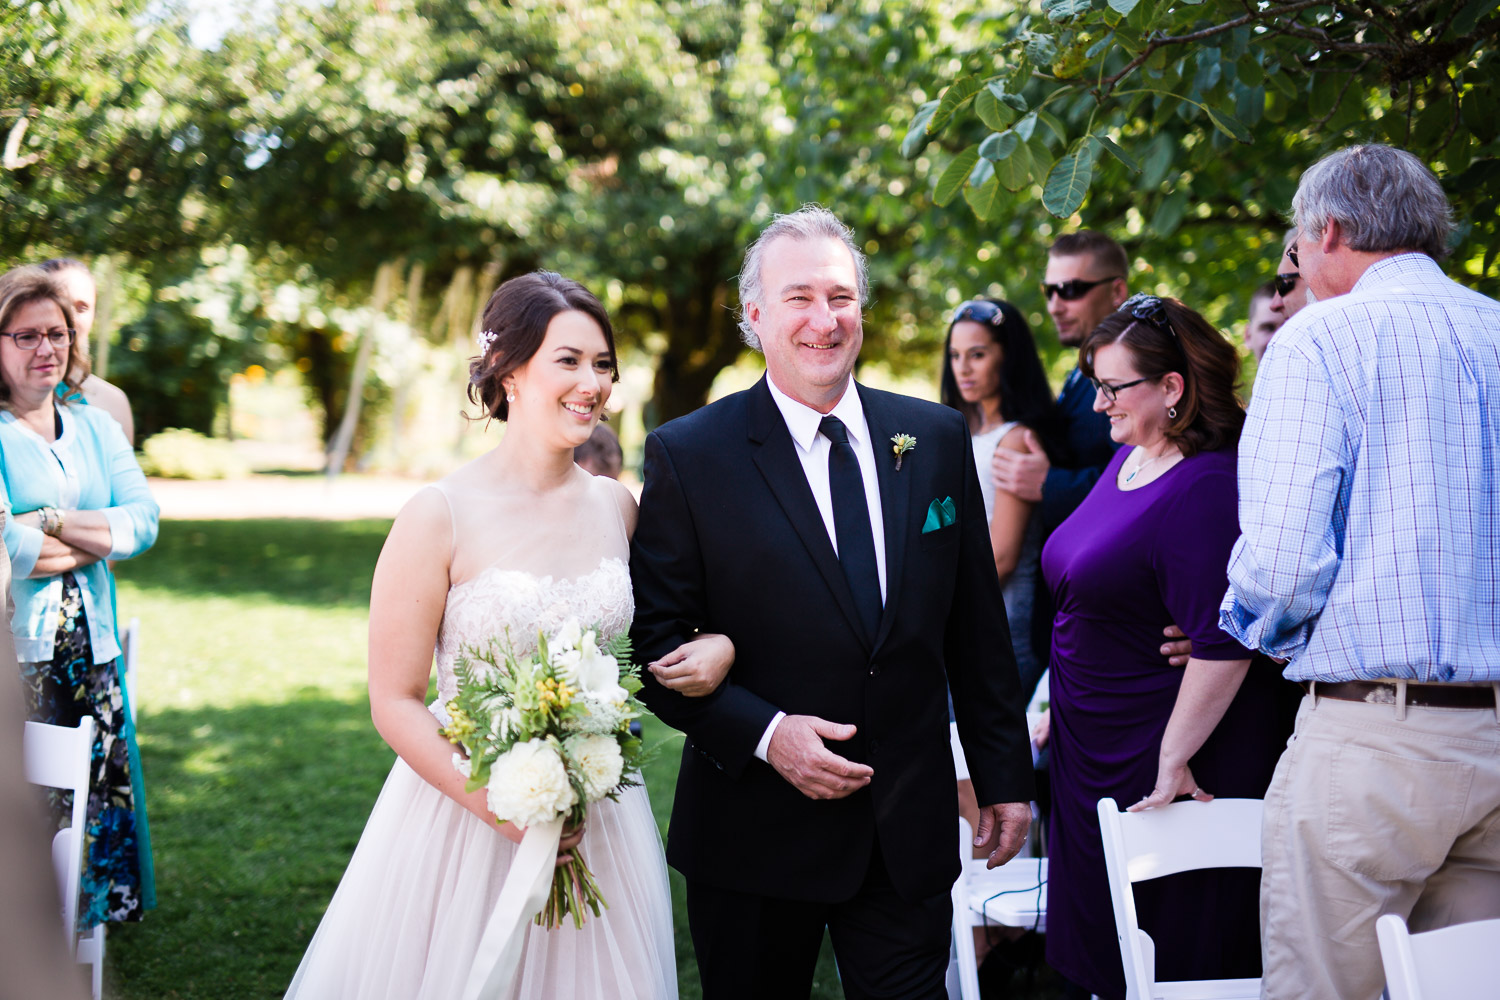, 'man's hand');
1161,625,1193,668
976,801,1033,868
649,633,735,697
991,430,1049,503
766,714,874,801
